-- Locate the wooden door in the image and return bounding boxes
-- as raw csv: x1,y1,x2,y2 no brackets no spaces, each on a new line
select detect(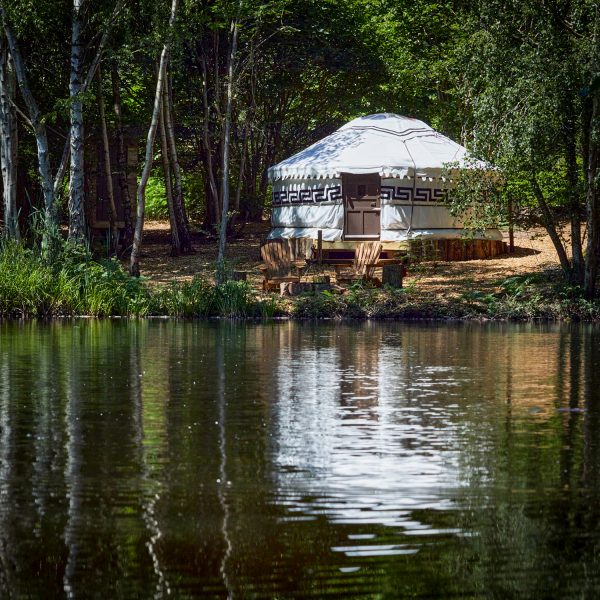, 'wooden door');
342,173,381,240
